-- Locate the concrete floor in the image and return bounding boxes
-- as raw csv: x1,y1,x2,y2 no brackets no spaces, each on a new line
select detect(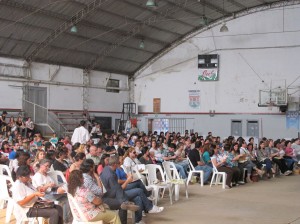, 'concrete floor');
1,175,299,224
143,175,300,224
